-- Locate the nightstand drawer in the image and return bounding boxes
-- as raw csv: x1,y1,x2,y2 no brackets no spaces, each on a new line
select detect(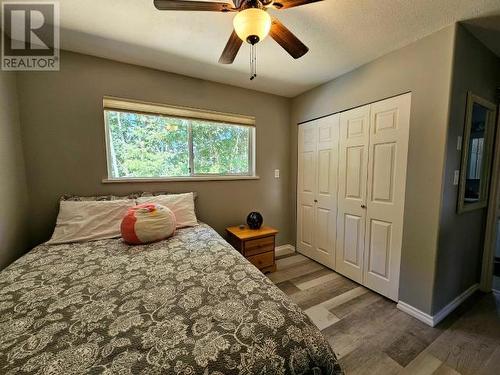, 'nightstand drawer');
226,225,278,273
244,236,274,256
247,251,274,269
